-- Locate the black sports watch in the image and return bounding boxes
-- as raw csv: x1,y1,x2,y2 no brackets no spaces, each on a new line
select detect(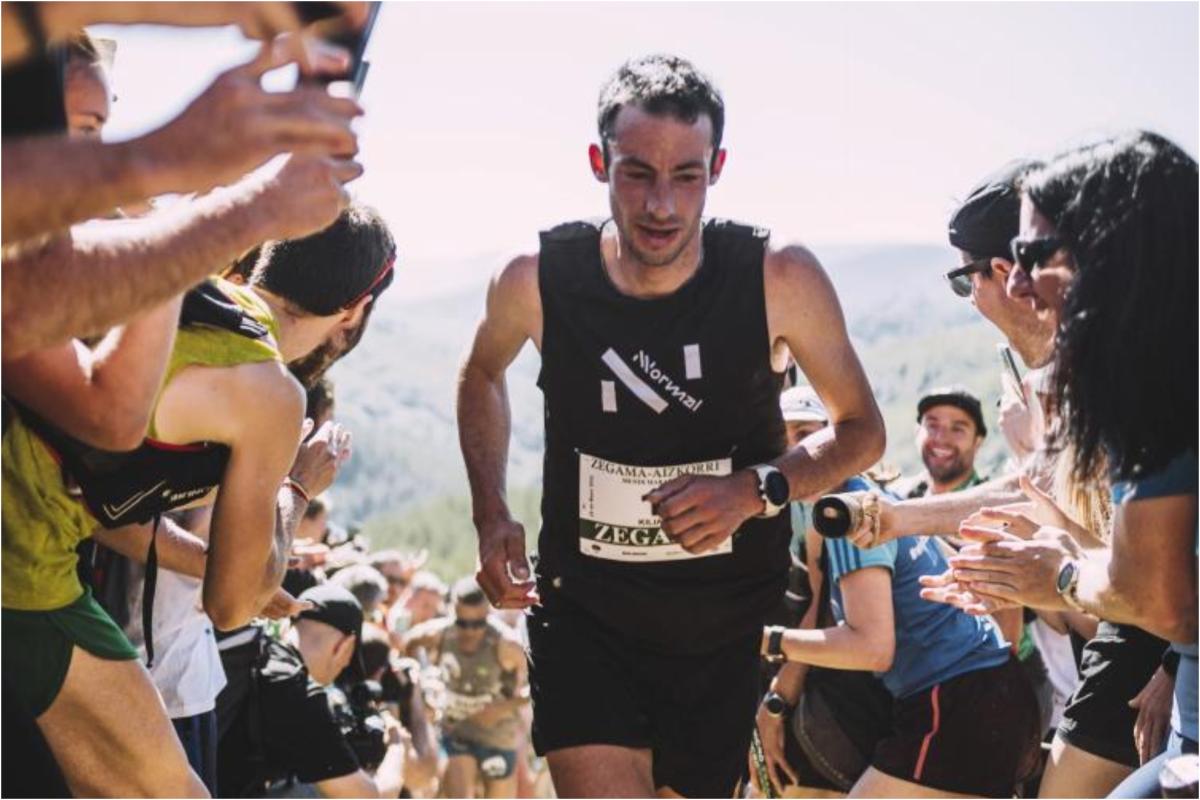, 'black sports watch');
763,625,786,664
762,691,792,719
751,465,790,518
